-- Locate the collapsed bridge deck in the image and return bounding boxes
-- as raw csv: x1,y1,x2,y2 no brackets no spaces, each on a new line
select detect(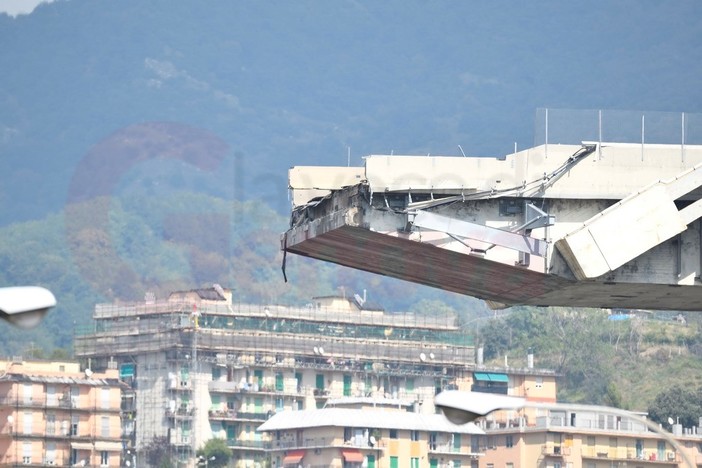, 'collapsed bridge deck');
283,143,702,311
